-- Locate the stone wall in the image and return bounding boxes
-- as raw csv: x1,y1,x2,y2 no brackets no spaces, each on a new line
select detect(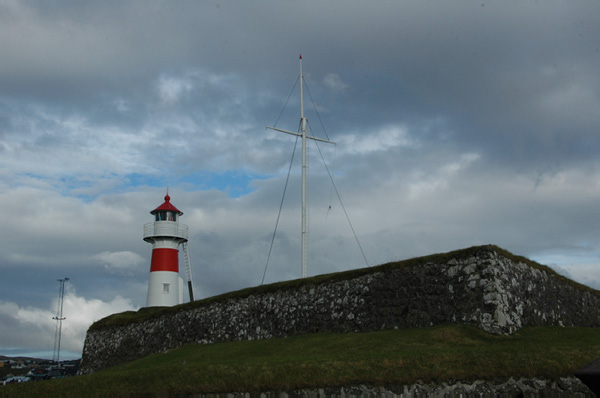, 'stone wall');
184,377,593,397
79,245,600,375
